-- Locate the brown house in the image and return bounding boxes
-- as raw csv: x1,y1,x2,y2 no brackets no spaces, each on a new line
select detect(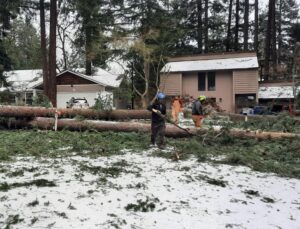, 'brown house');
160,52,259,113
31,69,120,108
